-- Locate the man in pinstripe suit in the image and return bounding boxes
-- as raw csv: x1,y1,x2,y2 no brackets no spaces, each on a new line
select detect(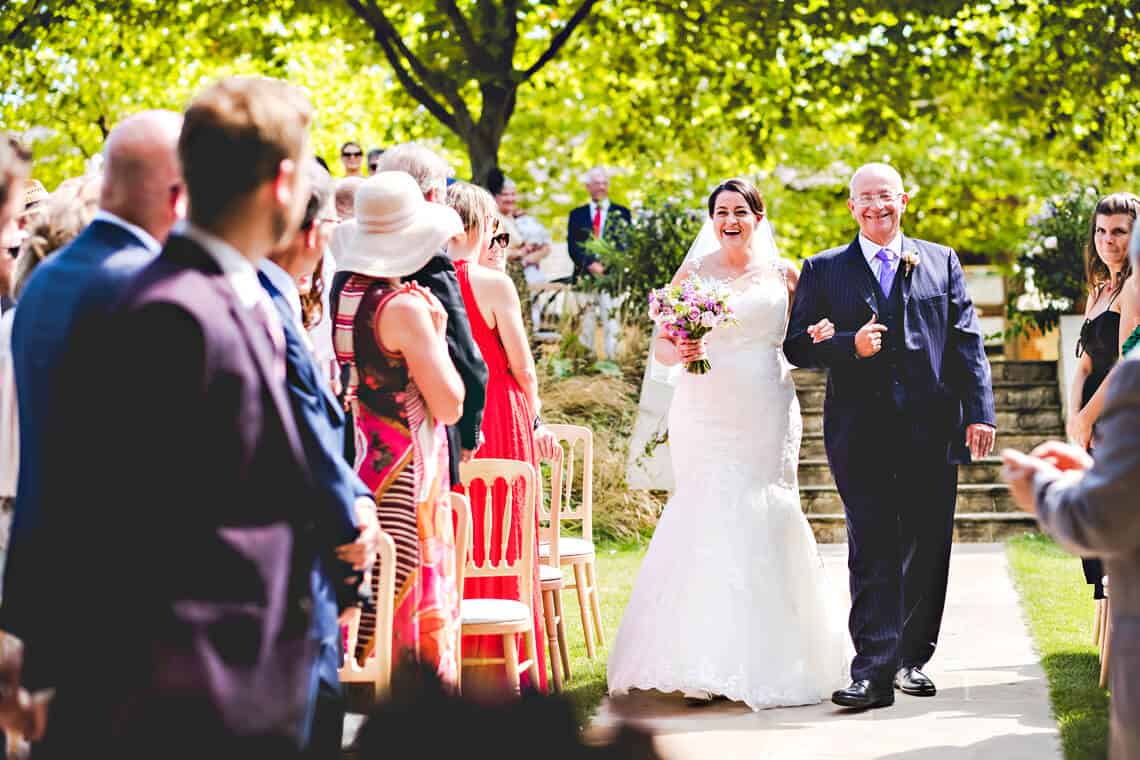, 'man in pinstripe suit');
784,163,996,710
